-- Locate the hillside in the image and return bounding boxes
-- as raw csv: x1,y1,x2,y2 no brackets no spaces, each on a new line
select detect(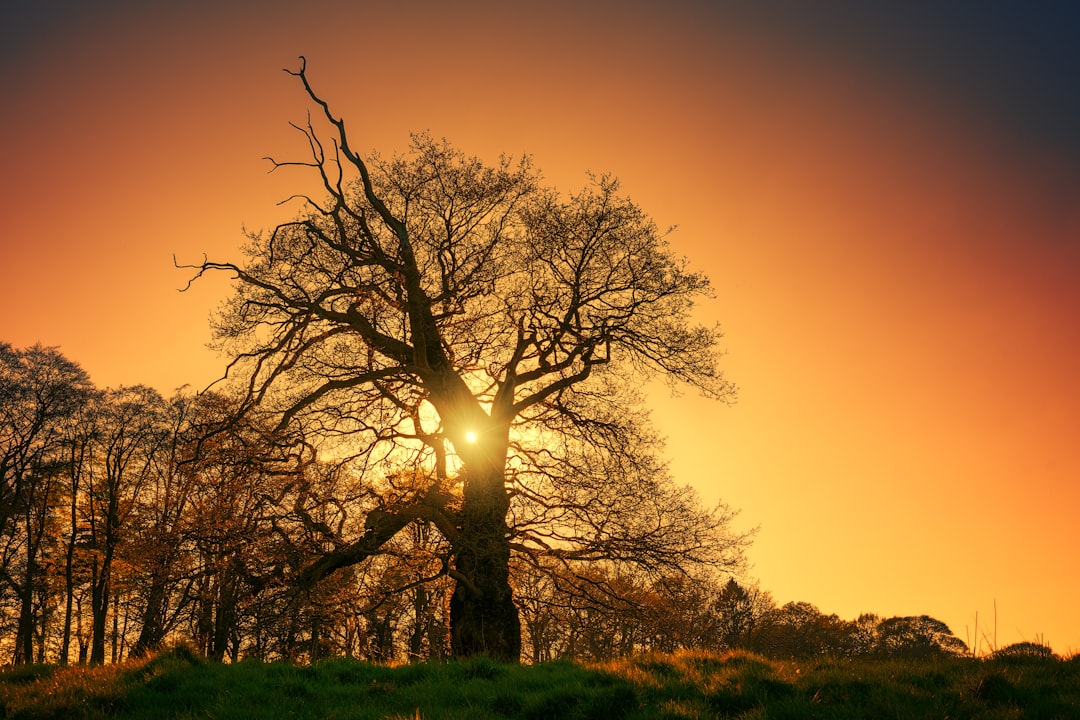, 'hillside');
3,645,1078,719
